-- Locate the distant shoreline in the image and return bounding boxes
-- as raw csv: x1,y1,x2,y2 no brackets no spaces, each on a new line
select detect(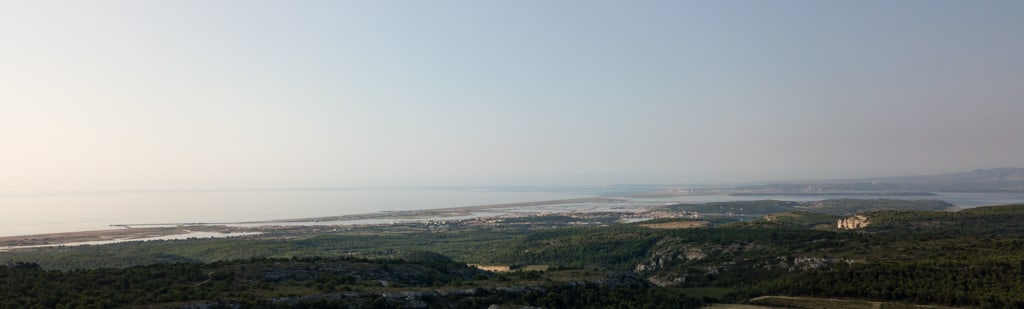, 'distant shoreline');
0,197,624,249
0,225,251,250
116,197,624,227
728,191,937,197
3,191,1020,250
